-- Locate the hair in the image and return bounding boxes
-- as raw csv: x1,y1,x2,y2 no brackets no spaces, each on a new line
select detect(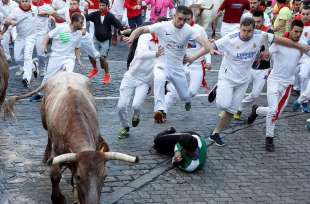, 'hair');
156,16,169,22
99,0,109,6
179,135,198,152
175,5,193,16
240,17,255,28
70,12,84,22
252,10,265,18
303,3,310,10
276,0,287,4
290,19,304,29
71,0,80,3
292,0,301,3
